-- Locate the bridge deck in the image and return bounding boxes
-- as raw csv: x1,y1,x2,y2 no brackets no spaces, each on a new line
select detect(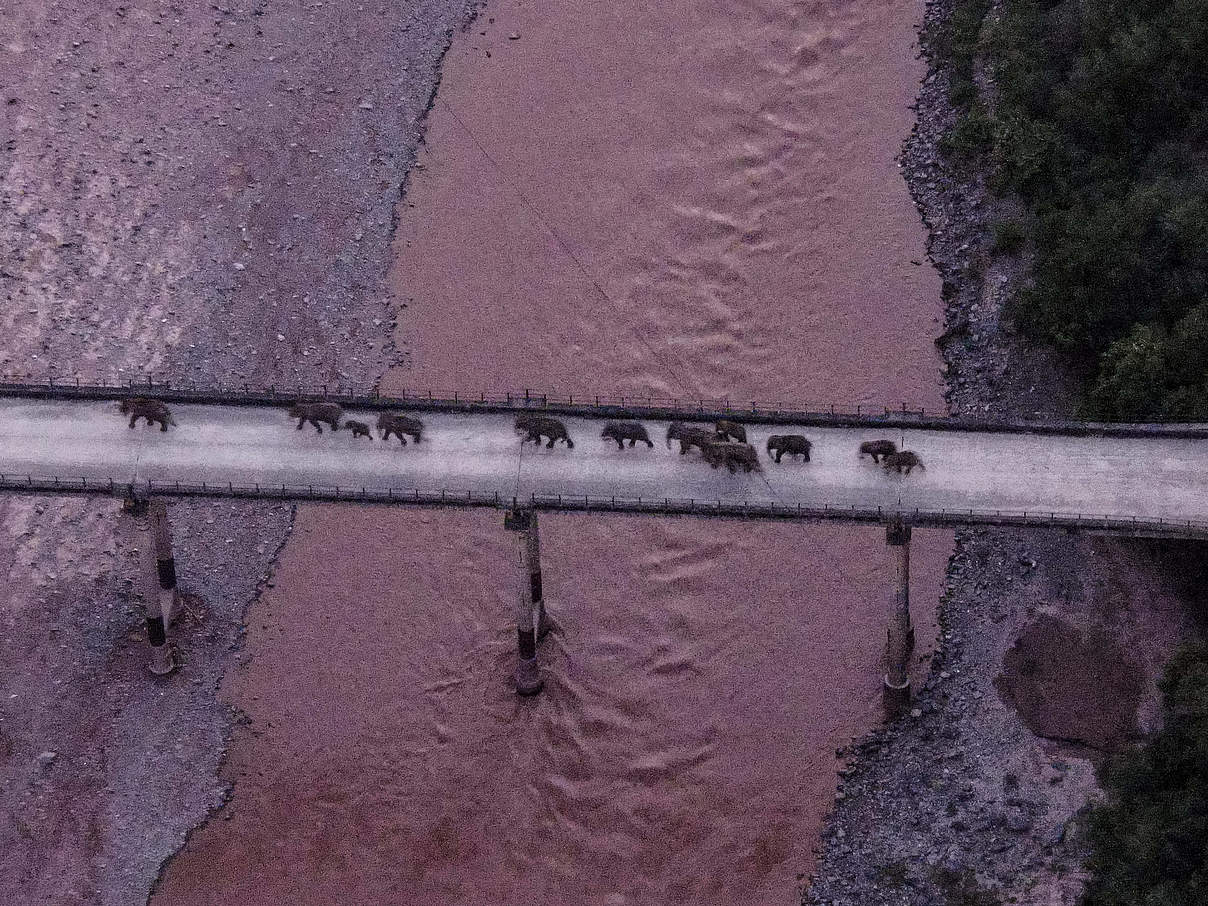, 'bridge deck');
1,398,1206,536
